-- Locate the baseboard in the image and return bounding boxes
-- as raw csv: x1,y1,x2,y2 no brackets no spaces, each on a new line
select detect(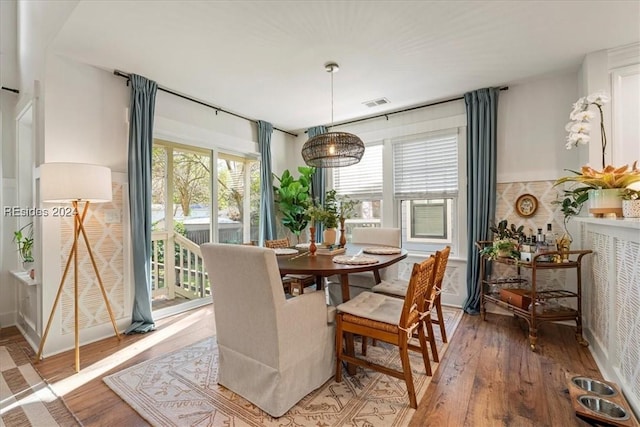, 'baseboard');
585,327,640,419
0,310,17,330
